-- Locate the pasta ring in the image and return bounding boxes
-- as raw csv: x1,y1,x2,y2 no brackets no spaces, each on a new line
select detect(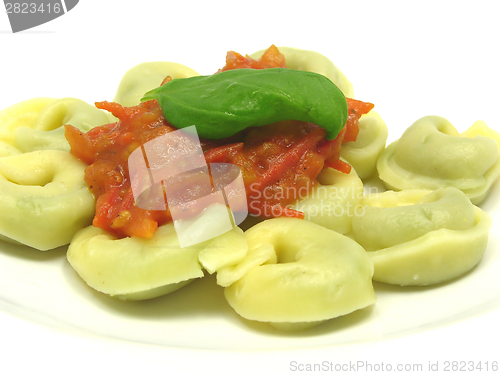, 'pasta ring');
0,97,116,153
0,97,55,146
0,150,95,250
250,46,354,98
340,111,388,180
351,188,491,286
113,62,200,107
0,140,20,157
223,218,376,328
0,97,117,250
377,116,500,204
290,165,364,234
68,208,248,301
